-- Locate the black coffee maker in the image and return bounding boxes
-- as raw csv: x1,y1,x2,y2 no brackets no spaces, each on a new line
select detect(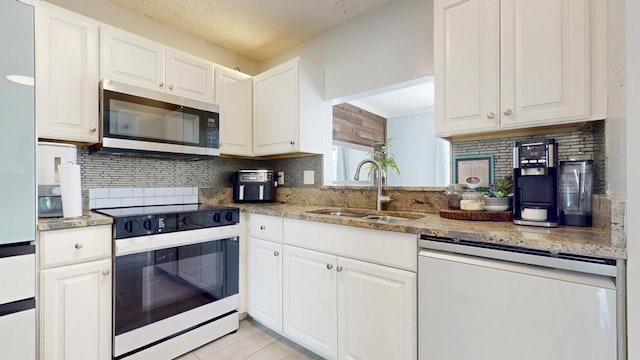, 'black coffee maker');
513,139,559,227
